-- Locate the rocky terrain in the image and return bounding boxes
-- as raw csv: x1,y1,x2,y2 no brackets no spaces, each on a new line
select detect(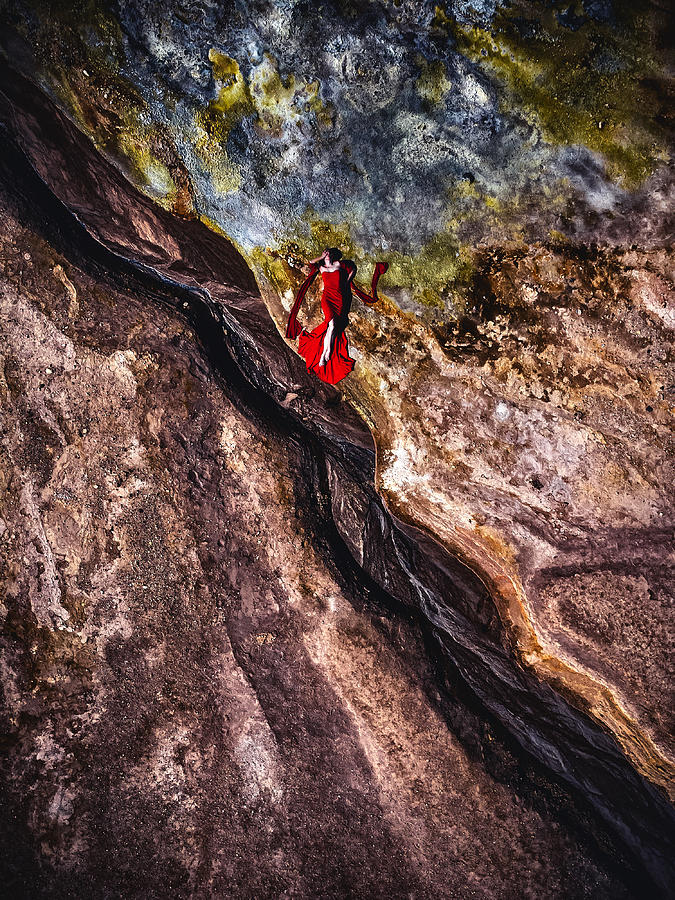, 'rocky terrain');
0,1,673,897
